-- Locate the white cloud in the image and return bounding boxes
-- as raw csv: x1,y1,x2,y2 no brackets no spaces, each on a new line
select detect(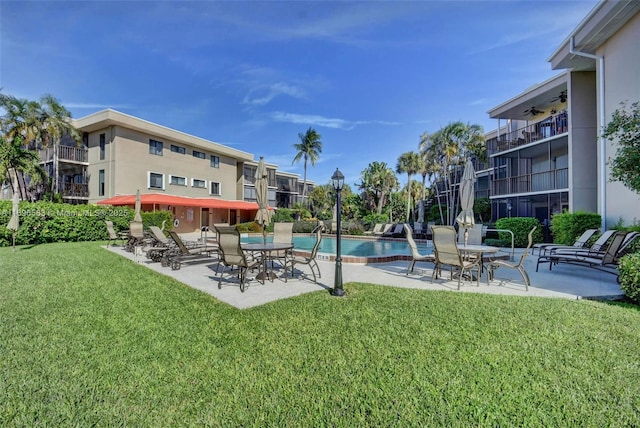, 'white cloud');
270,112,400,130
243,82,307,107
